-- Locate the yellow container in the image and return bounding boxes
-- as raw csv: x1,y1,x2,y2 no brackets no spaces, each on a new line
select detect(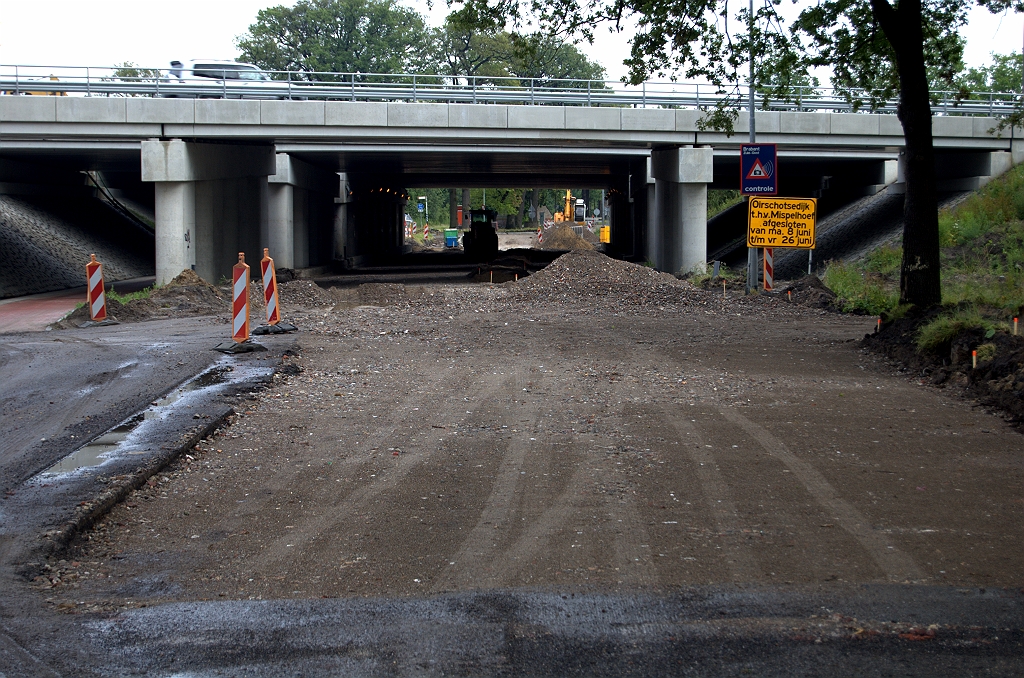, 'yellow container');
599,226,610,244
